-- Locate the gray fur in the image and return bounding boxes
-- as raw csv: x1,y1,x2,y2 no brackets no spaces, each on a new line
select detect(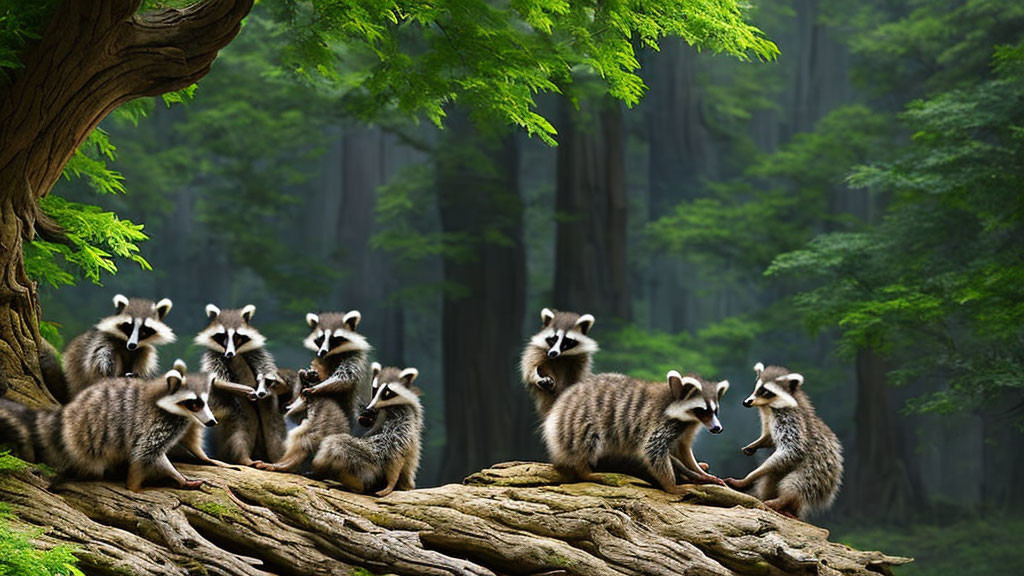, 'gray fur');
729,363,844,519
1,366,212,491
543,371,728,493
312,366,423,496
196,305,286,466
520,308,598,417
62,295,175,399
